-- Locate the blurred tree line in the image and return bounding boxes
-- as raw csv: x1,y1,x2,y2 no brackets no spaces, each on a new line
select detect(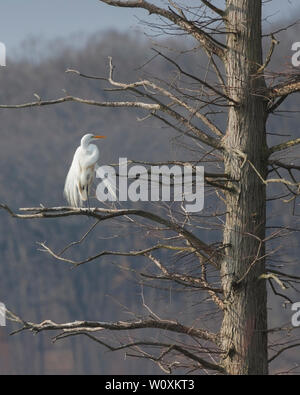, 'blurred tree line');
0,25,300,374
